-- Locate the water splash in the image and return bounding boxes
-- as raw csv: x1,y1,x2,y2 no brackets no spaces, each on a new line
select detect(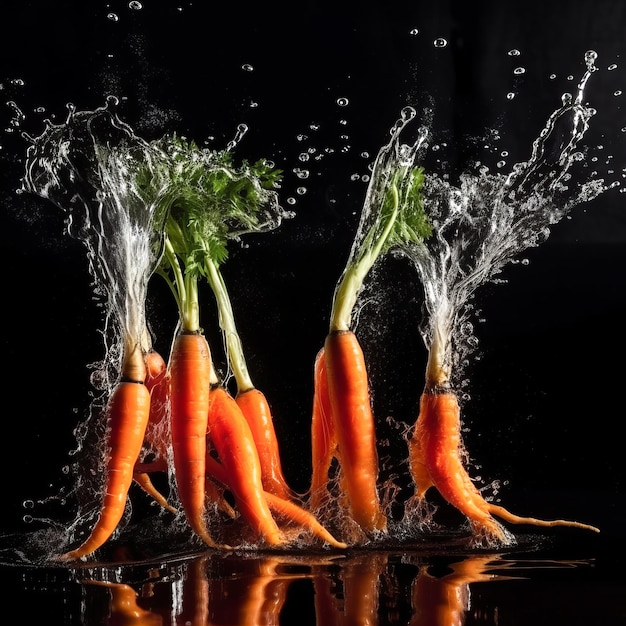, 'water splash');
387,51,609,388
